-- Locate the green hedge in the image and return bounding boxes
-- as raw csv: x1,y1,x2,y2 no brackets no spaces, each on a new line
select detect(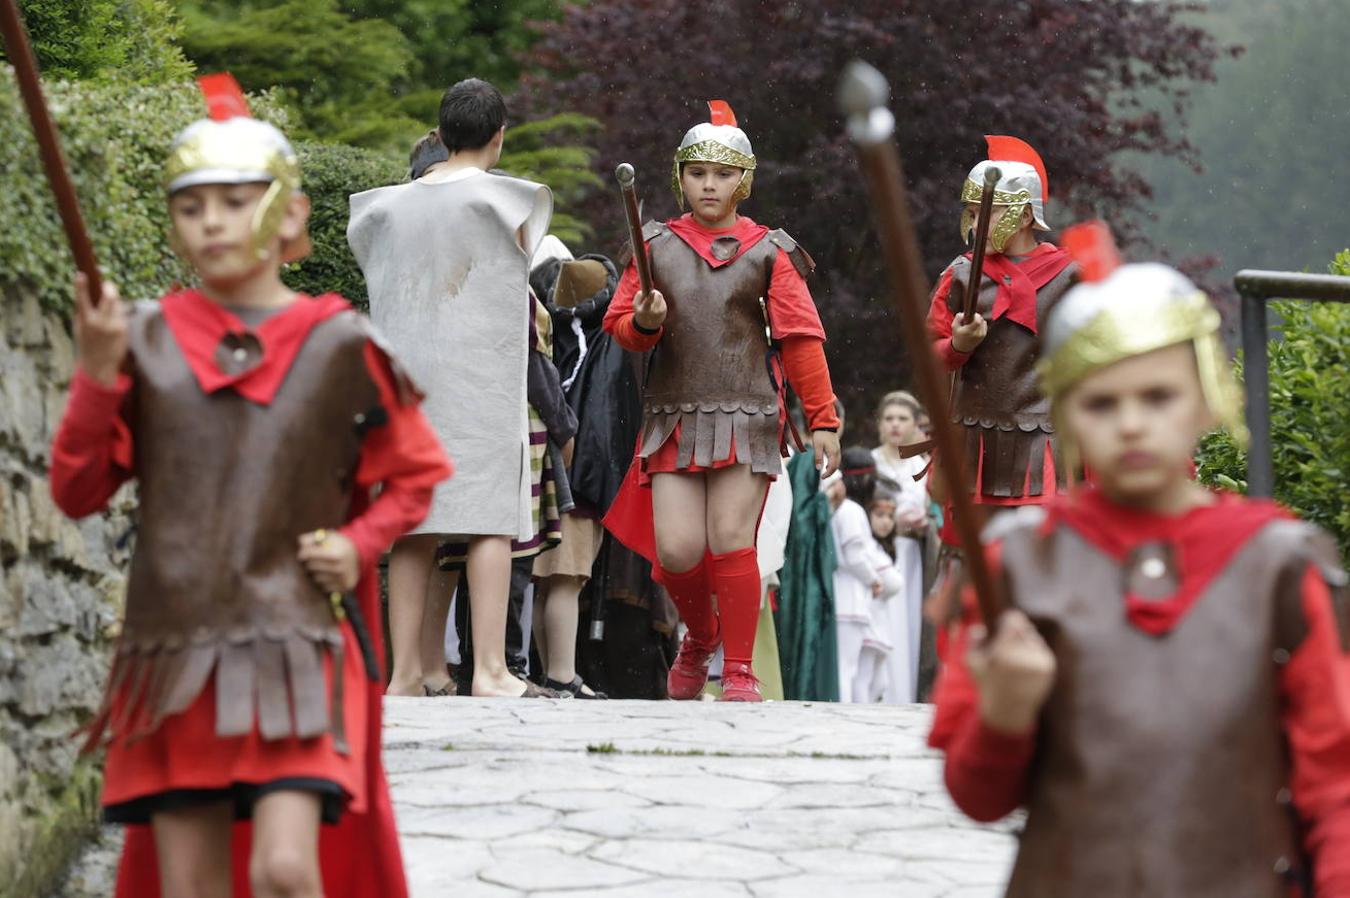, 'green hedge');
1196,250,1350,561
0,69,404,313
